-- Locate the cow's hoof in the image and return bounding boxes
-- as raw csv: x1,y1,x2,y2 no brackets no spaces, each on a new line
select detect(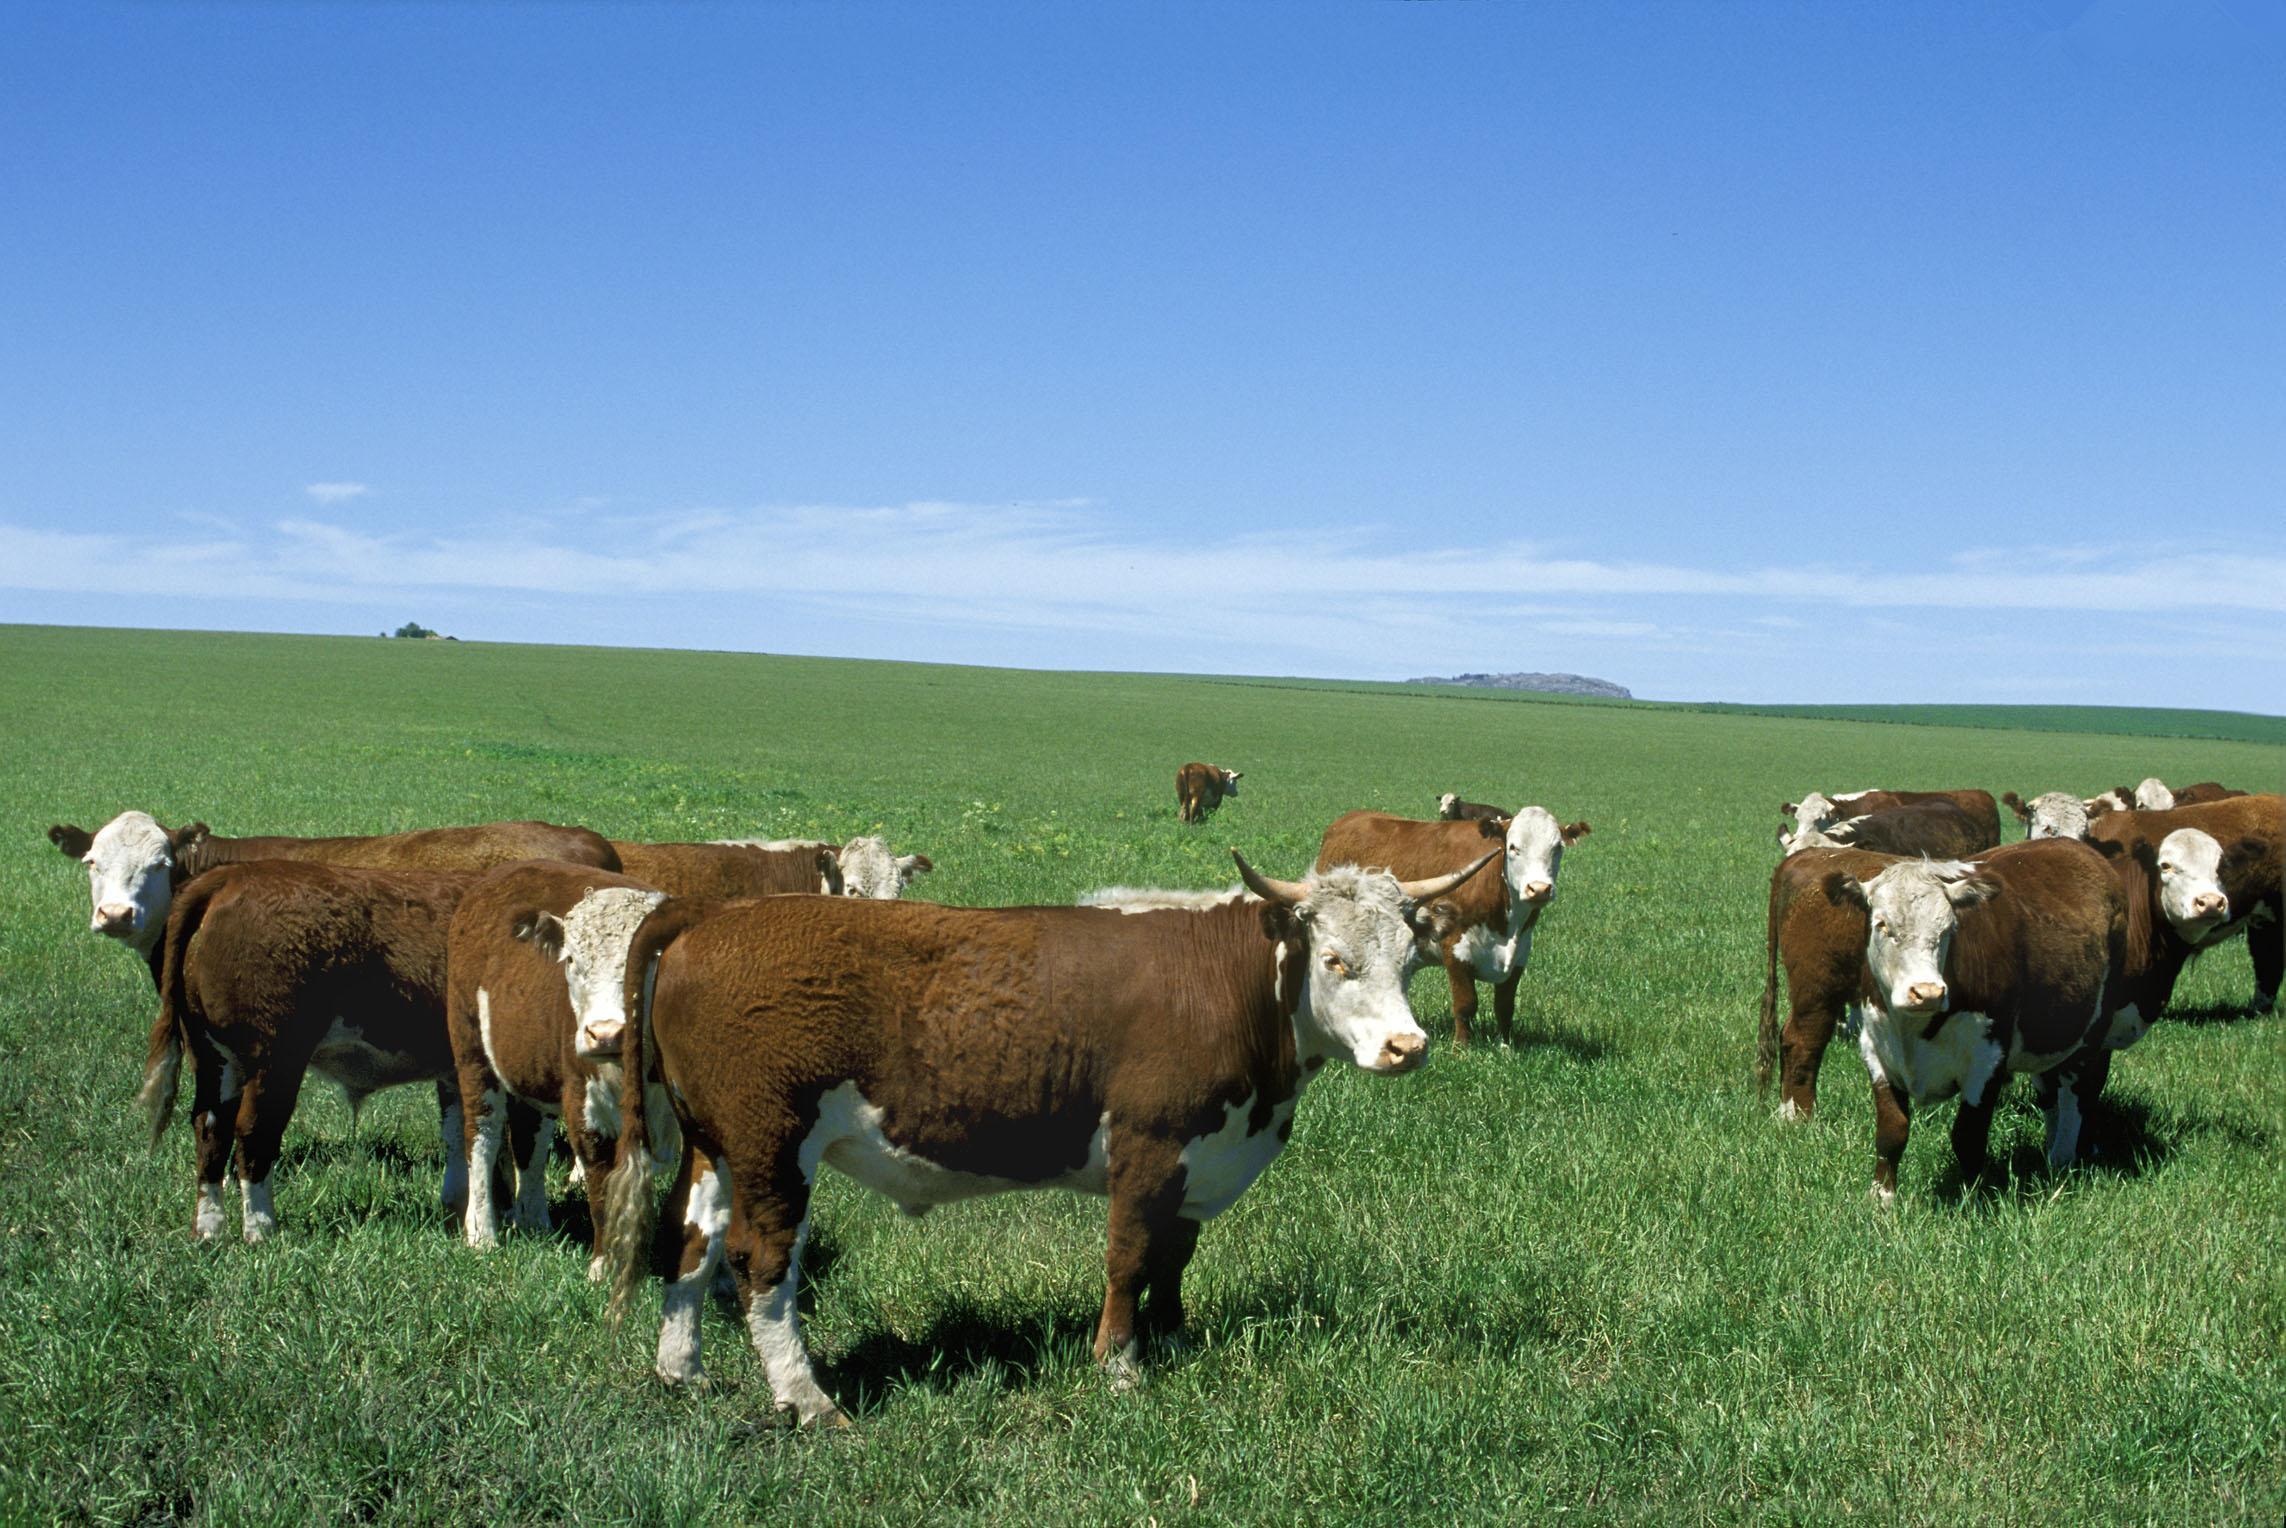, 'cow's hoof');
807,1403,853,1430
1774,1100,1807,1123
587,1254,608,1284
243,1220,278,1245
2253,992,2277,1015
1868,1184,1896,1208
1103,1352,1145,1393
655,1365,710,1392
